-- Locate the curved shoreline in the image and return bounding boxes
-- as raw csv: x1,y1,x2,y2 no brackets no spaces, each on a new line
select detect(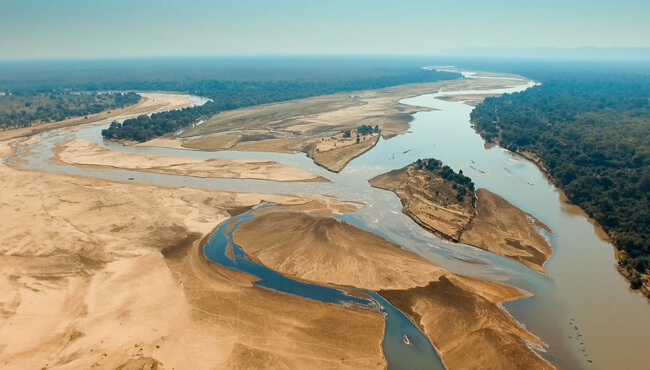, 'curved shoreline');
509,149,650,299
